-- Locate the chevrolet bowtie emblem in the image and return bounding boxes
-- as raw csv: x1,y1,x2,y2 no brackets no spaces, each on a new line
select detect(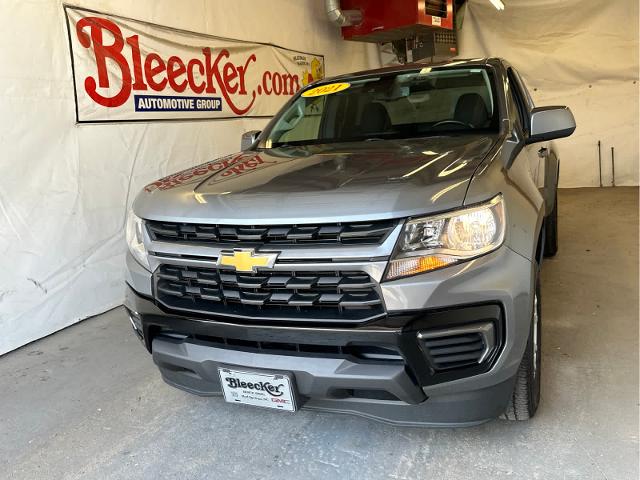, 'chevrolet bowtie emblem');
217,249,279,273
